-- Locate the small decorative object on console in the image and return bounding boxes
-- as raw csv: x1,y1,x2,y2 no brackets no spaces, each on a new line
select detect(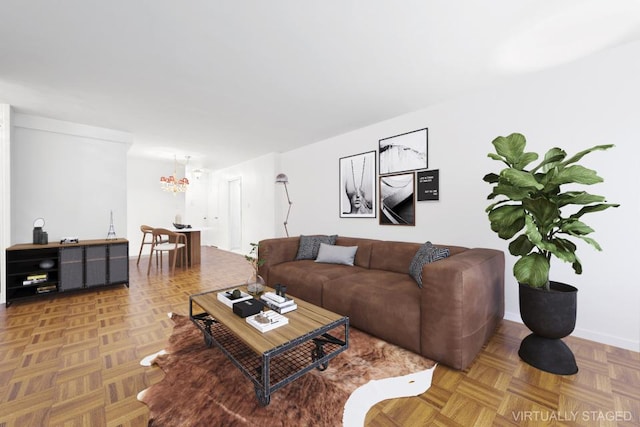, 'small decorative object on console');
60,237,80,244
39,259,55,269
